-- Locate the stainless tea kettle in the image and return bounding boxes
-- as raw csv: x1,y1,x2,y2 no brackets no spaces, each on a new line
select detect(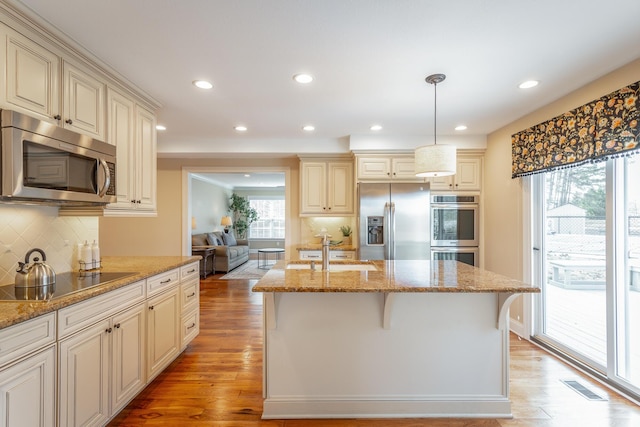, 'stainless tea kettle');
15,248,56,288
